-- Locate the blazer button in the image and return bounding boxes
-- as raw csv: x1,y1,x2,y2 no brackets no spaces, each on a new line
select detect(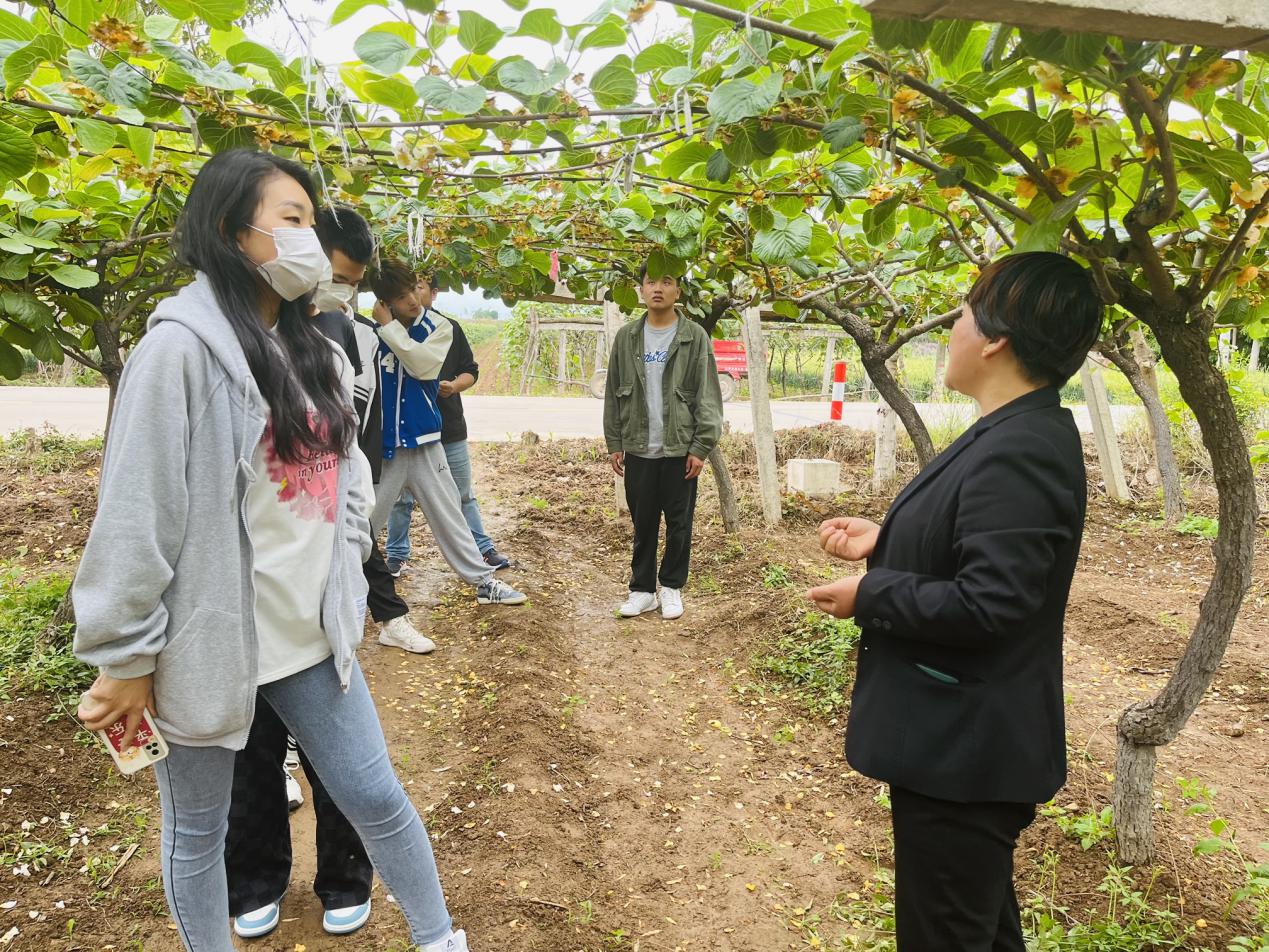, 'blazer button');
871,617,883,627
883,621,893,632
